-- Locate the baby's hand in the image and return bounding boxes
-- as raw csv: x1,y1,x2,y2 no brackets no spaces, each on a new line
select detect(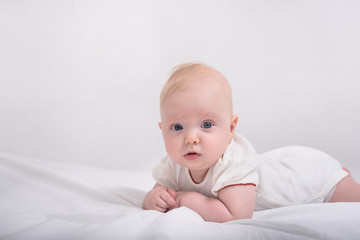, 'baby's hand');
142,185,177,212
